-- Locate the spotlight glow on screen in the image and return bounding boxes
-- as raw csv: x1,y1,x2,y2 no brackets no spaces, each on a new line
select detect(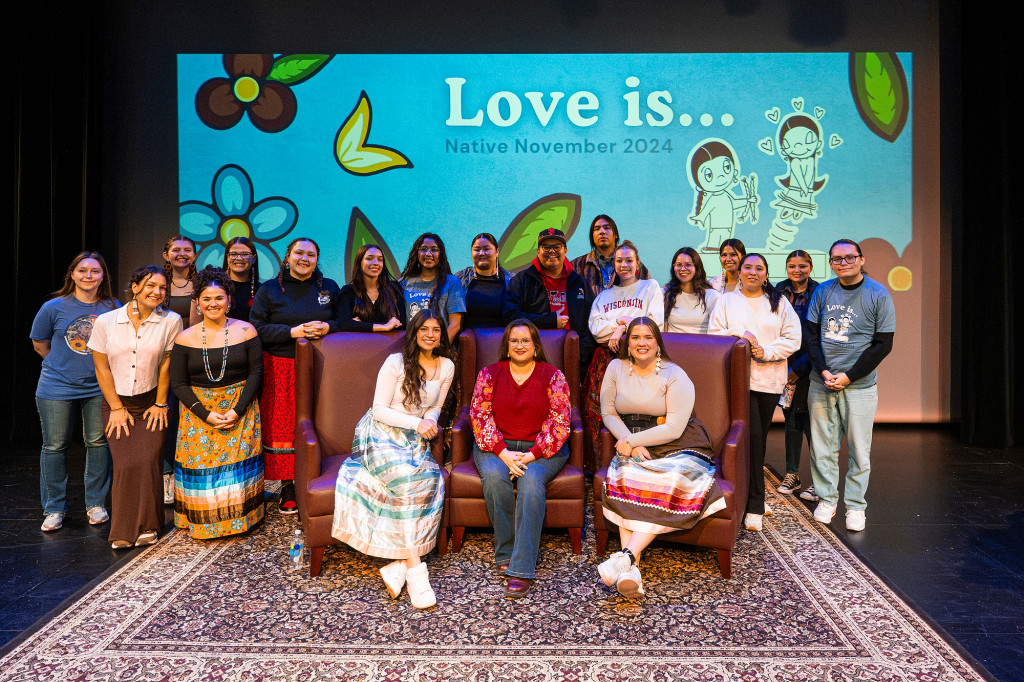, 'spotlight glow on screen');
178,52,912,282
